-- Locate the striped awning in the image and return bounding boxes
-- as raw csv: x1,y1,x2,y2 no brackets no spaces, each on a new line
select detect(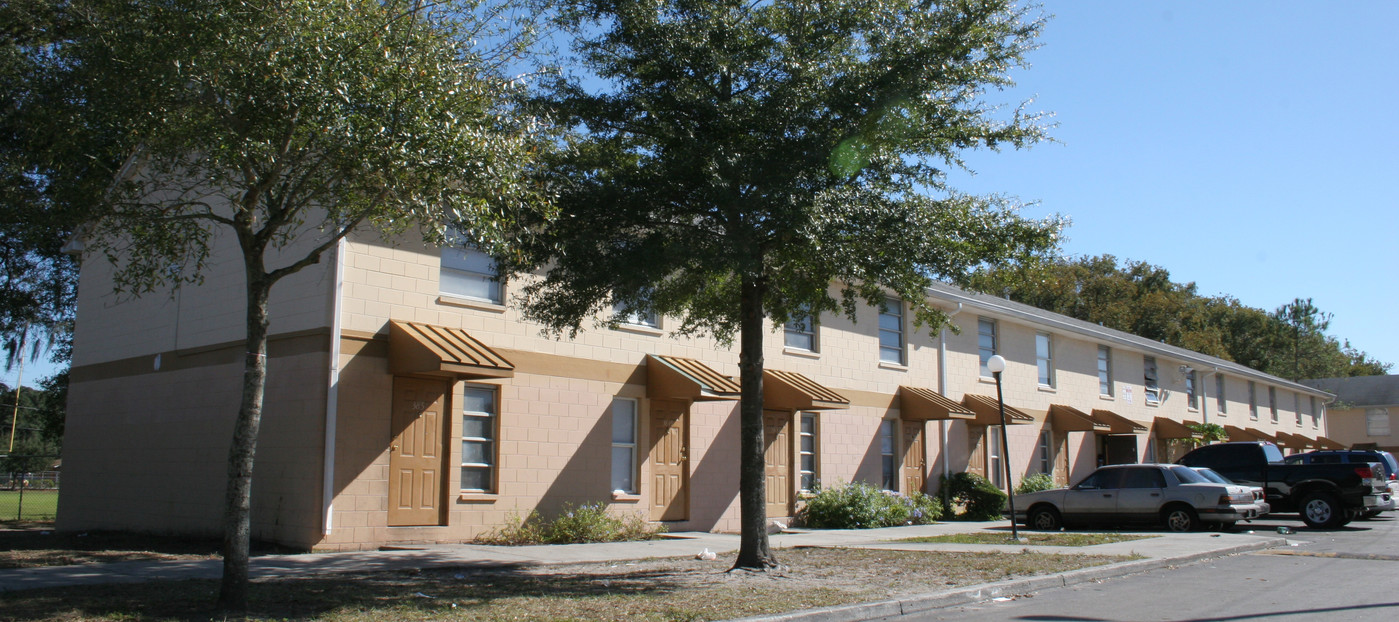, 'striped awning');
1152,417,1201,440
1245,427,1278,444
1273,431,1312,449
1050,404,1109,432
899,386,976,421
389,320,514,379
646,355,741,401
962,394,1035,426
1090,409,1149,435
764,369,849,411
